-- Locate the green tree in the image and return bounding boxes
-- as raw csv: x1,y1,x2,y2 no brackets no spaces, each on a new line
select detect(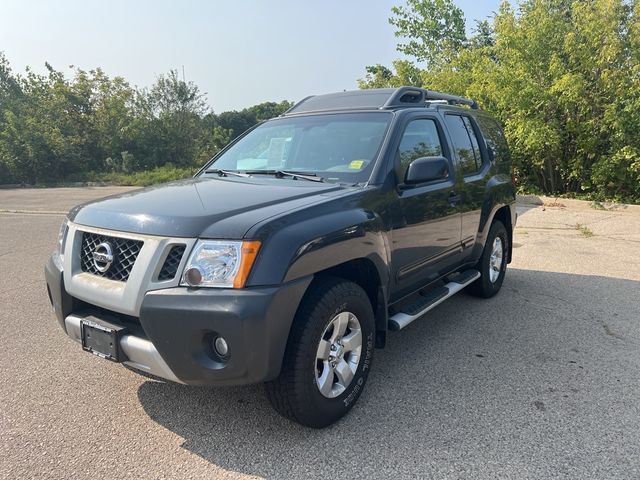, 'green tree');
132,70,210,169
0,54,293,185
362,0,640,201
206,100,293,150
247,100,293,122
358,60,423,89
389,0,466,66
